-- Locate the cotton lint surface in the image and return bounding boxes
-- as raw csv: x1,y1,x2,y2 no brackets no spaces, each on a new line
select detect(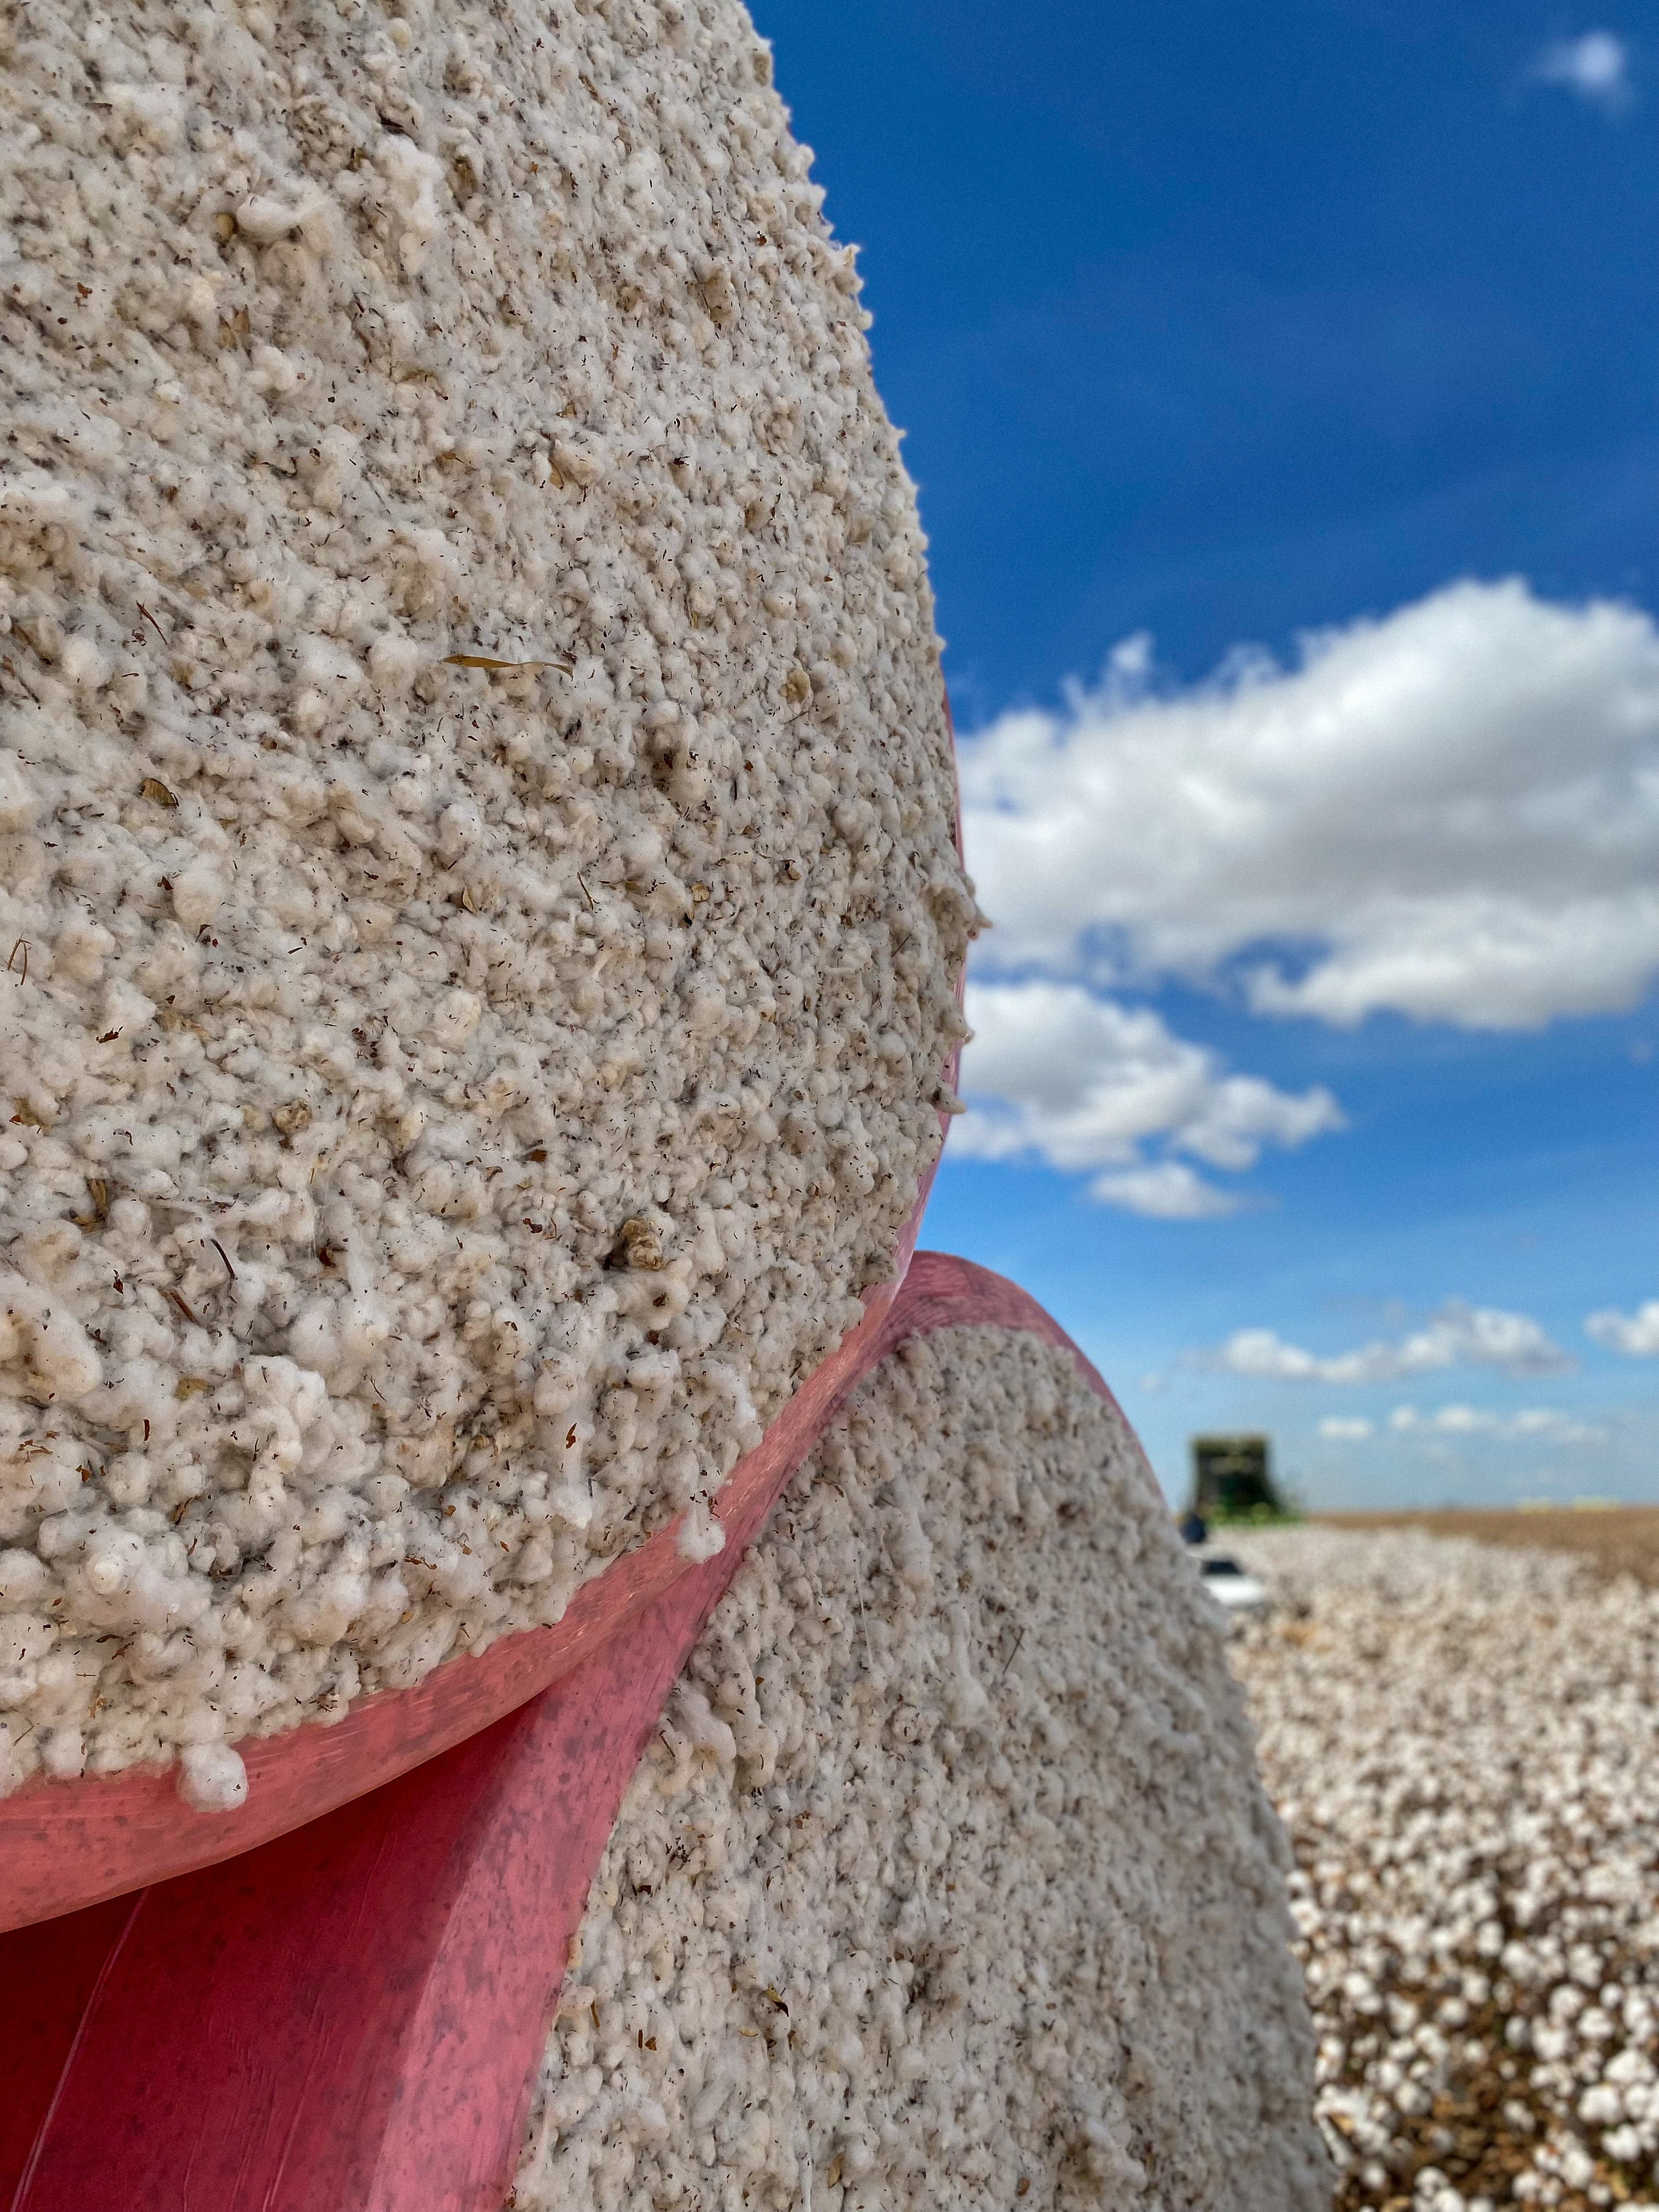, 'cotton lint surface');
0,0,973,1802
516,1326,1329,2212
